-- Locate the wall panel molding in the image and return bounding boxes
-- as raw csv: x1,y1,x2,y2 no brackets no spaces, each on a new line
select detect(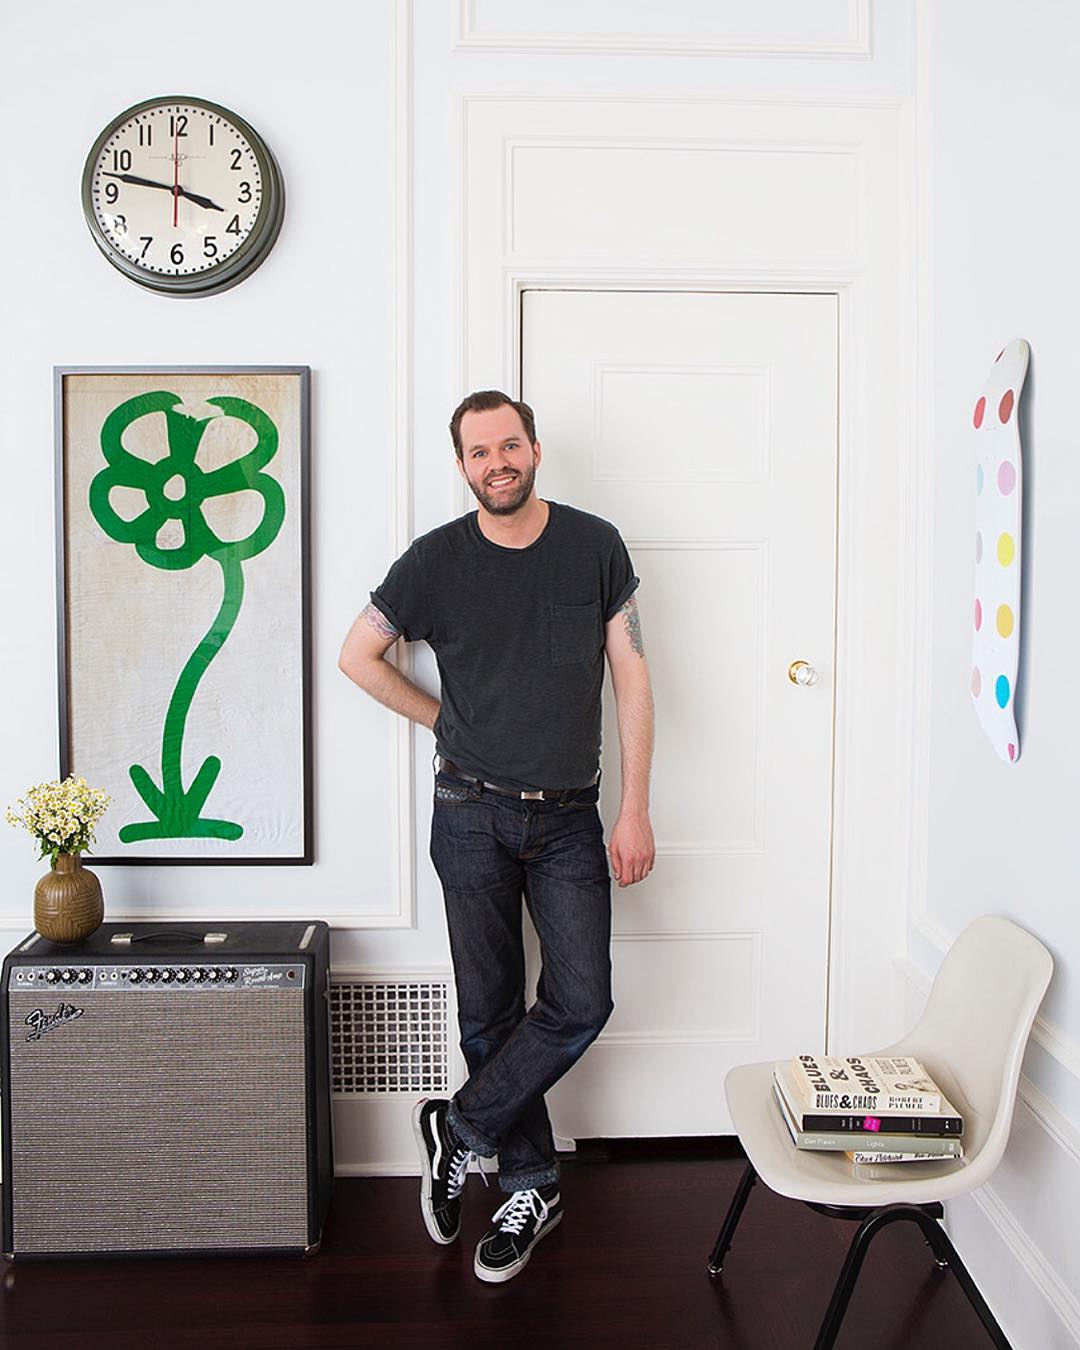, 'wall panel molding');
455,0,872,60
385,0,417,930
503,134,865,265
